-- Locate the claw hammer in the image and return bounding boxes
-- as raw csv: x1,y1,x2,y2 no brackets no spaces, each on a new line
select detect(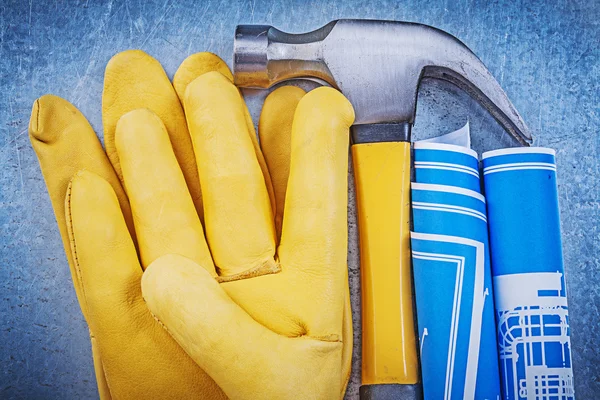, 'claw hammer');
233,19,532,399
